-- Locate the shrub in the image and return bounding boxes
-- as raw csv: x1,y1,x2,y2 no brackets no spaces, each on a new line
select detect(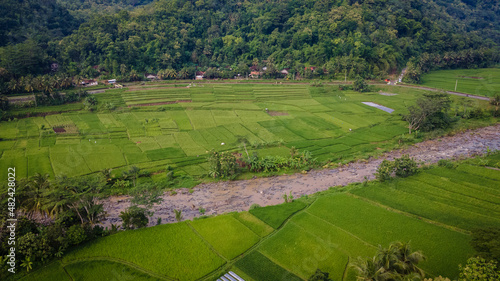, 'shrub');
394,154,419,178
66,225,87,245
438,159,457,169
207,150,238,179
249,203,261,210
375,160,394,182
119,206,149,230
308,269,332,281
